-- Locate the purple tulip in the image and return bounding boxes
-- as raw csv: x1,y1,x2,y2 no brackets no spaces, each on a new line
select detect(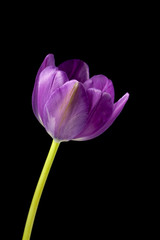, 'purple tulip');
32,54,129,142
